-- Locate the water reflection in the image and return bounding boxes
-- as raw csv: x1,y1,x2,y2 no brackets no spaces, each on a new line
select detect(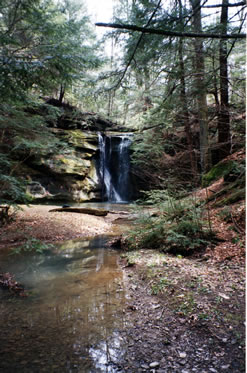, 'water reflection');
0,236,126,372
